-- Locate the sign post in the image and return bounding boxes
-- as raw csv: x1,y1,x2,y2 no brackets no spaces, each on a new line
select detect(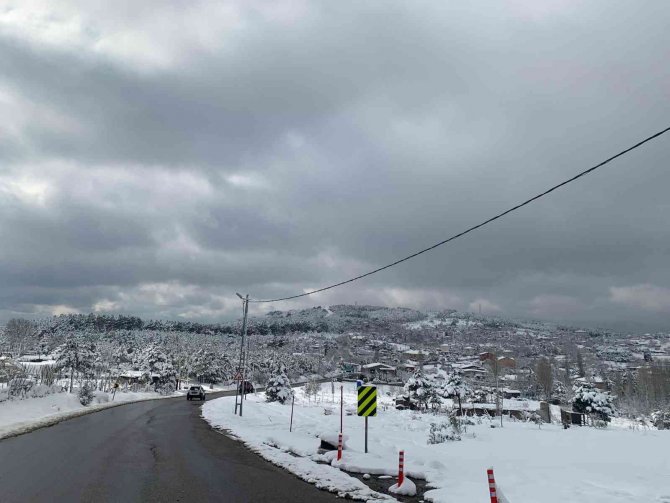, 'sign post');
365,416,368,453
357,385,377,454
